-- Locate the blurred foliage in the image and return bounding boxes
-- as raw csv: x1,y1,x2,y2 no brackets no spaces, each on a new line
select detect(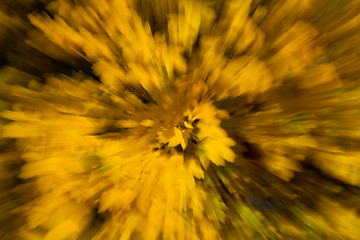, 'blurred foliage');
1,0,360,239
